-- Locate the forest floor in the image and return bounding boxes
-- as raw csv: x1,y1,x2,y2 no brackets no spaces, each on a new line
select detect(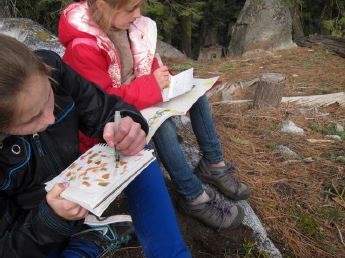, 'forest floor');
116,45,345,258
169,45,345,257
